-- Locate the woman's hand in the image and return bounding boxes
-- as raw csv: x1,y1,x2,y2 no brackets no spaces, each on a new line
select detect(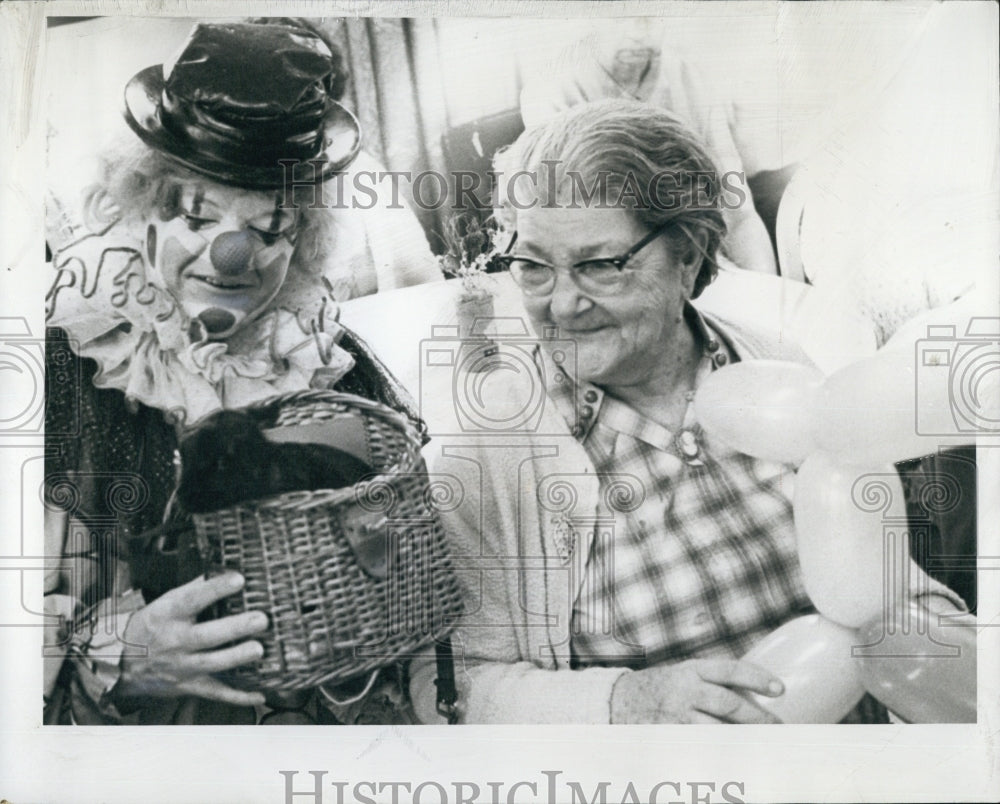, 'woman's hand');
610,659,785,724
116,572,268,707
